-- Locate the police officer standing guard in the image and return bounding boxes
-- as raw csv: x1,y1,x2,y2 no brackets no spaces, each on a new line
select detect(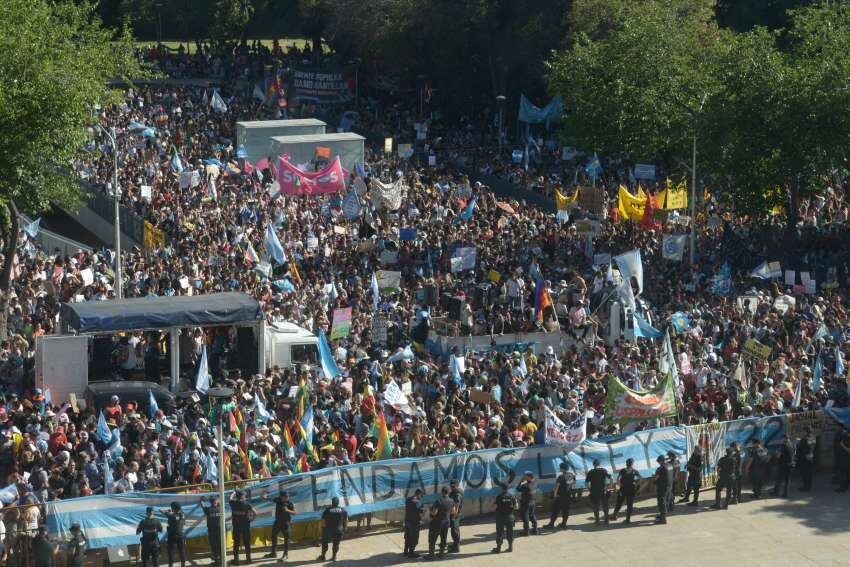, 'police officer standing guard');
712,447,735,509
546,462,574,529
319,496,348,562
136,506,163,567
681,447,703,506
586,459,612,525
265,487,296,560
491,482,517,554
201,496,223,565
448,479,464,553
516,471,538,536
160,502,186,567
428,486,454,559
774,433,795,498
230,489,256,565
66,523,88,567
730,442,743,503
611,458,640,523
653,456,668,524
796,427,816,491
403,488,425,558
666,450,680,512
